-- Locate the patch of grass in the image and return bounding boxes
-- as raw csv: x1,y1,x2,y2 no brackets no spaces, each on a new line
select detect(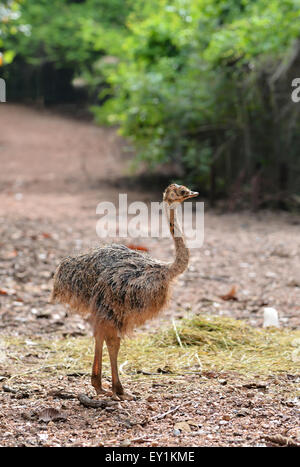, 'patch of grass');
2,316,300,384
149,315,300,375
156,316,256,349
